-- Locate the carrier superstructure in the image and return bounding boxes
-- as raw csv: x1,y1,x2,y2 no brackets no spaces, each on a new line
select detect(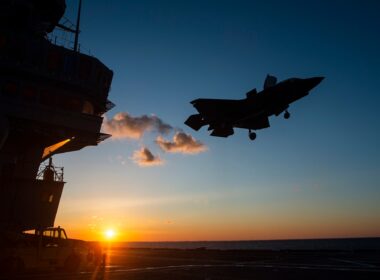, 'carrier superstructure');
0,0,113,232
